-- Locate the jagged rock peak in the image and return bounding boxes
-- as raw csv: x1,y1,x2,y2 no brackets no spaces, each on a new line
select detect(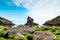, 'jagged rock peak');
25,16,38,27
